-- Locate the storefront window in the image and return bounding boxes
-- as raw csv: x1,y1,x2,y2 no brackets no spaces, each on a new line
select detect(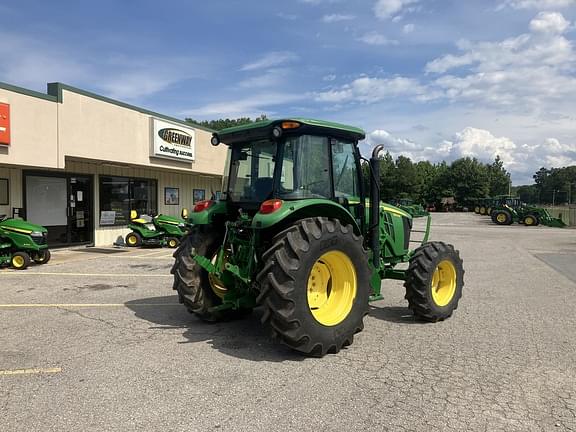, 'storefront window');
99,176,157,226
